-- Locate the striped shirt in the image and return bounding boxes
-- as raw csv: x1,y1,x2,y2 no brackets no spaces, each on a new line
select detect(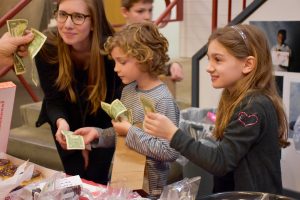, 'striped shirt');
94,81,180,198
